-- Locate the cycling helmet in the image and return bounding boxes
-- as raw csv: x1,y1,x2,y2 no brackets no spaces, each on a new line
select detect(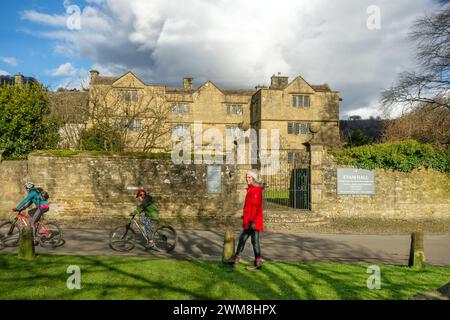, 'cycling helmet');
135,188,147,198
24,182,35,190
